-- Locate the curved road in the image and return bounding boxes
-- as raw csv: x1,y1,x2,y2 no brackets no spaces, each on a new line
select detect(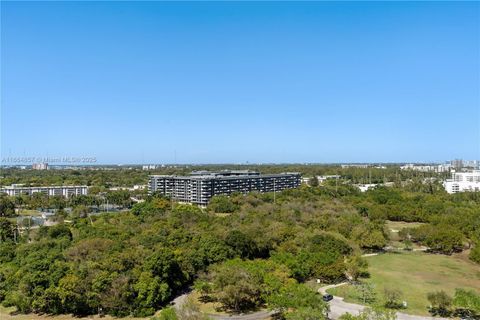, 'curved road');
172,292,272,320
207,310,273,320
172,282,448,320
319,283,448,320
